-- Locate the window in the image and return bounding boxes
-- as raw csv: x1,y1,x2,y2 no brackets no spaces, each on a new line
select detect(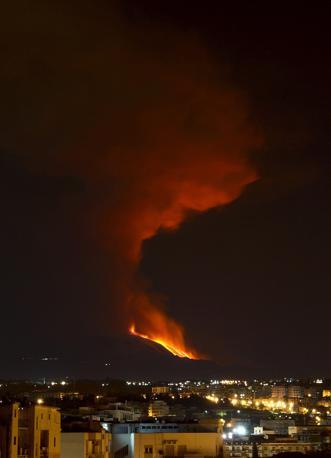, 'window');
13,436,16,445
54,437,56,447
144,446,153,454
